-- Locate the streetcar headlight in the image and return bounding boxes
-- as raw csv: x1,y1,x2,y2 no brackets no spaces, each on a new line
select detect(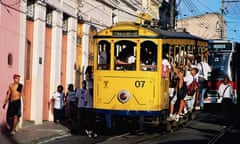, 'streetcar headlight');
117,90,130,103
